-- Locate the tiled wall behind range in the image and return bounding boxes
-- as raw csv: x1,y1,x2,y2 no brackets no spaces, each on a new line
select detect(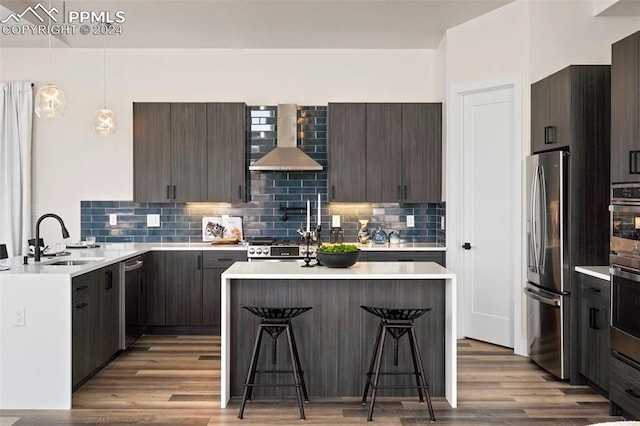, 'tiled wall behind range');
81,105,446,245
